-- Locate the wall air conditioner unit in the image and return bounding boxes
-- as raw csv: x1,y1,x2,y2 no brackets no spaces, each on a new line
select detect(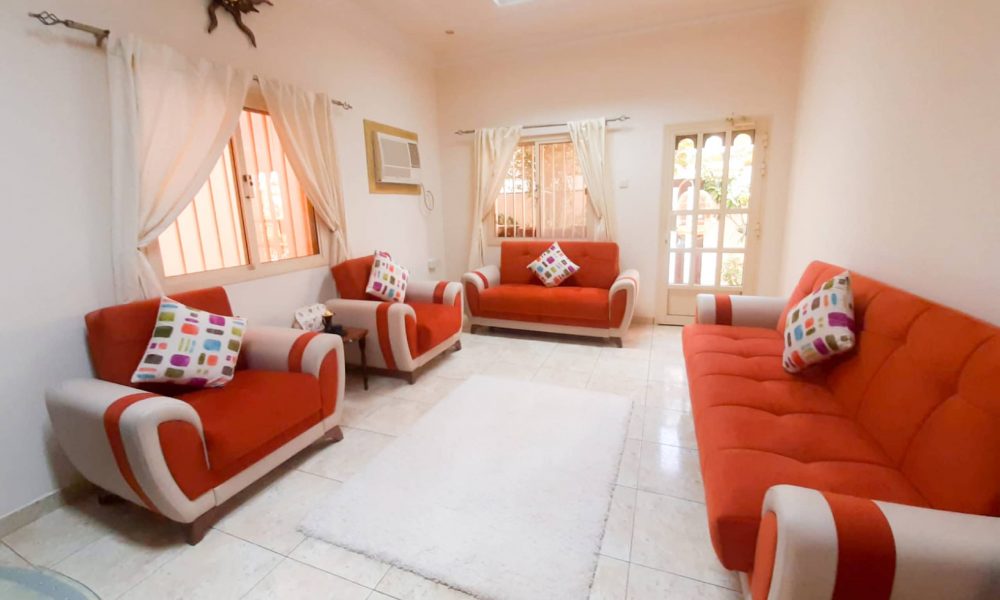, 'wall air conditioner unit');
374,132,422,185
